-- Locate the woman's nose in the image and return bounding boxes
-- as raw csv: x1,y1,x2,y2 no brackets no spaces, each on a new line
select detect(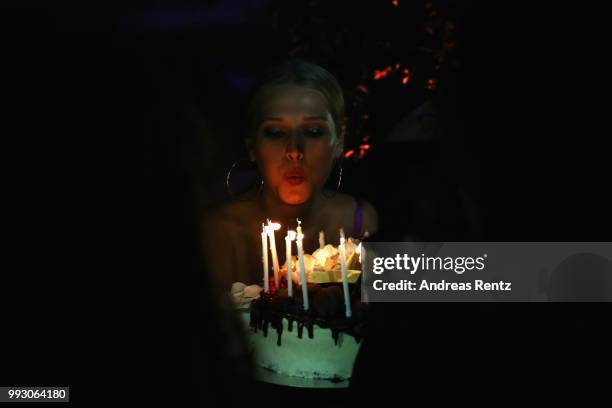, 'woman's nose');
286,135,304,161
